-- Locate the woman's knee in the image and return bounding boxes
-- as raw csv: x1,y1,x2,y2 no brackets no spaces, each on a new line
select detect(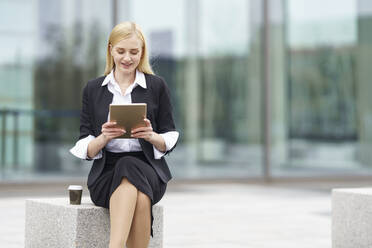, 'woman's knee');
135,191,151,213
119,177,136,189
